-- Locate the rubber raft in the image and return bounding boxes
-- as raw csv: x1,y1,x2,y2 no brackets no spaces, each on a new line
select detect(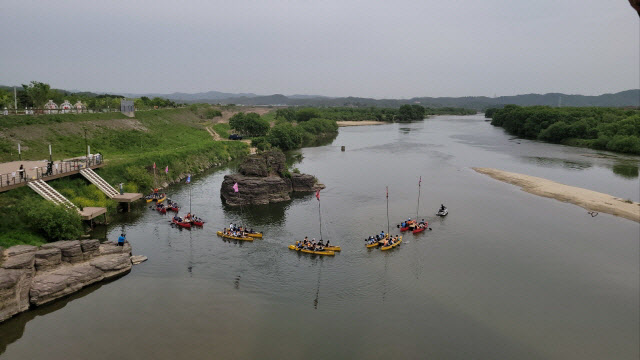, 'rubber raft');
288,245,335,256
380,236,403,251
224,229,262,238
217,231,253,241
